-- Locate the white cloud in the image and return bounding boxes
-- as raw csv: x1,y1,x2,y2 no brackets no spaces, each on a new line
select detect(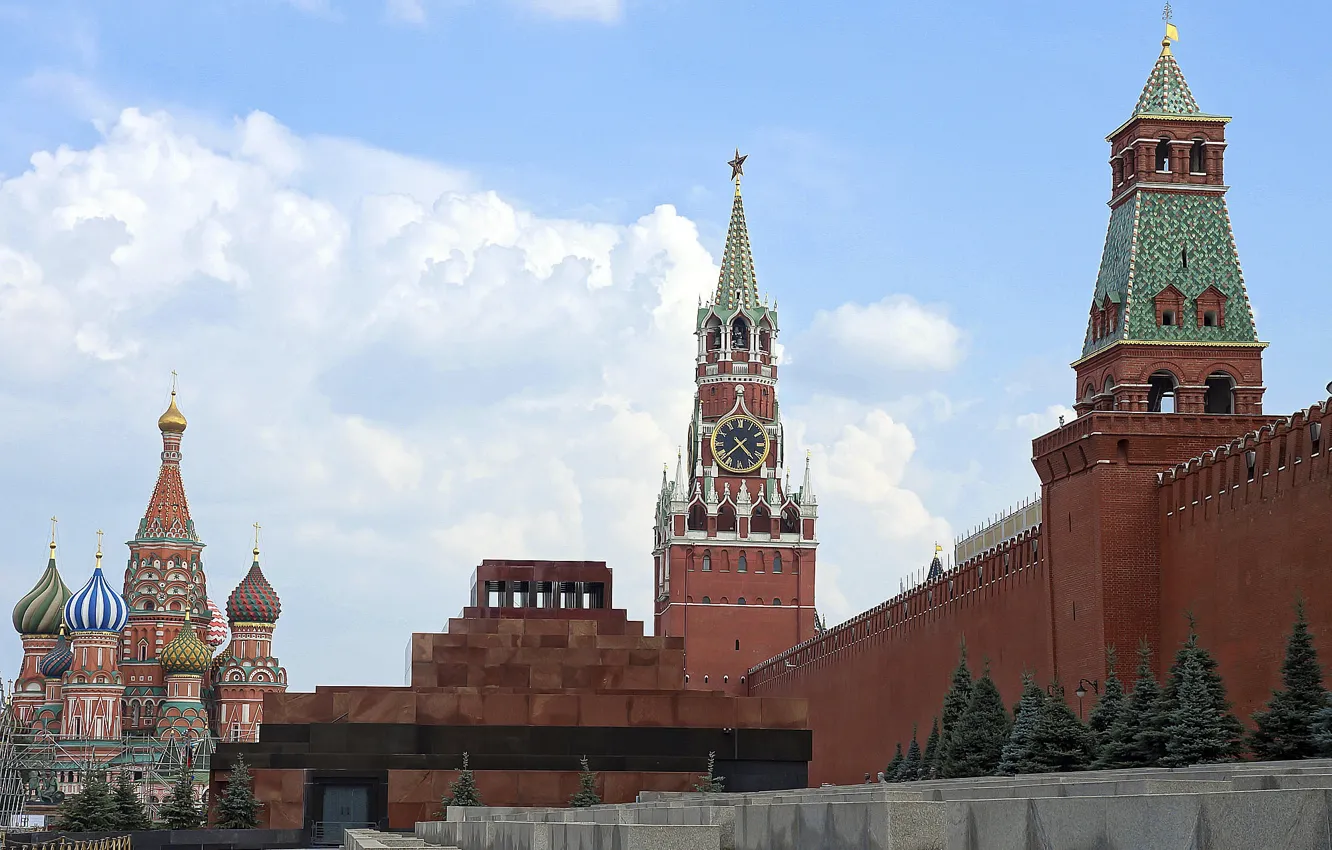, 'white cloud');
1012,404,1077,436
0,107,956,688
524,0,621,23
384,0,427,24
799,295,964,373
